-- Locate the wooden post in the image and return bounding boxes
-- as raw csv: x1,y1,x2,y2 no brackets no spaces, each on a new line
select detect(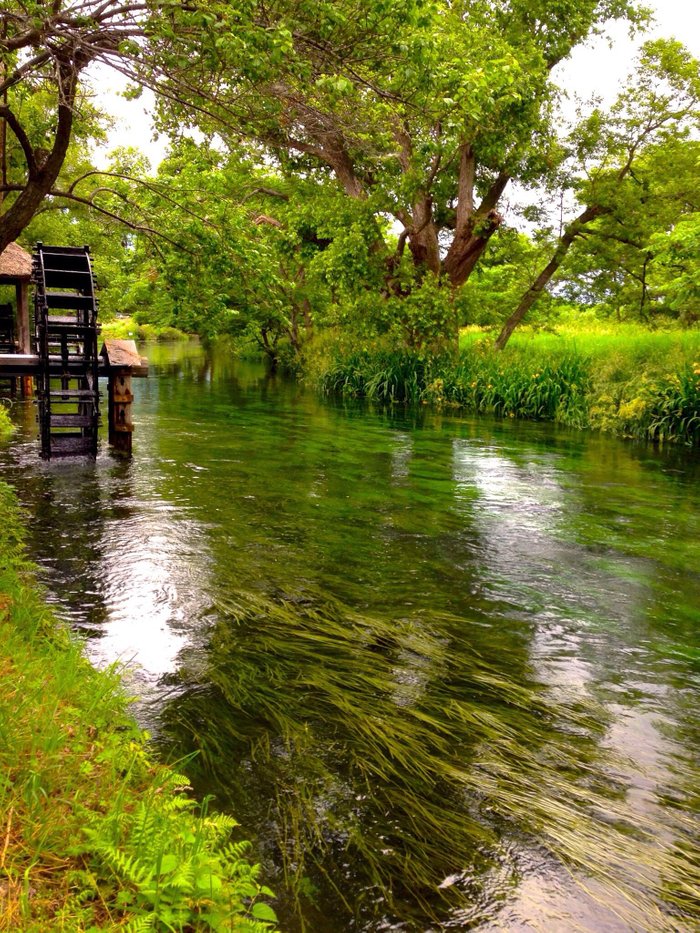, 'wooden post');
108,369,134,455
101,339,147,456
15,280,33,396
